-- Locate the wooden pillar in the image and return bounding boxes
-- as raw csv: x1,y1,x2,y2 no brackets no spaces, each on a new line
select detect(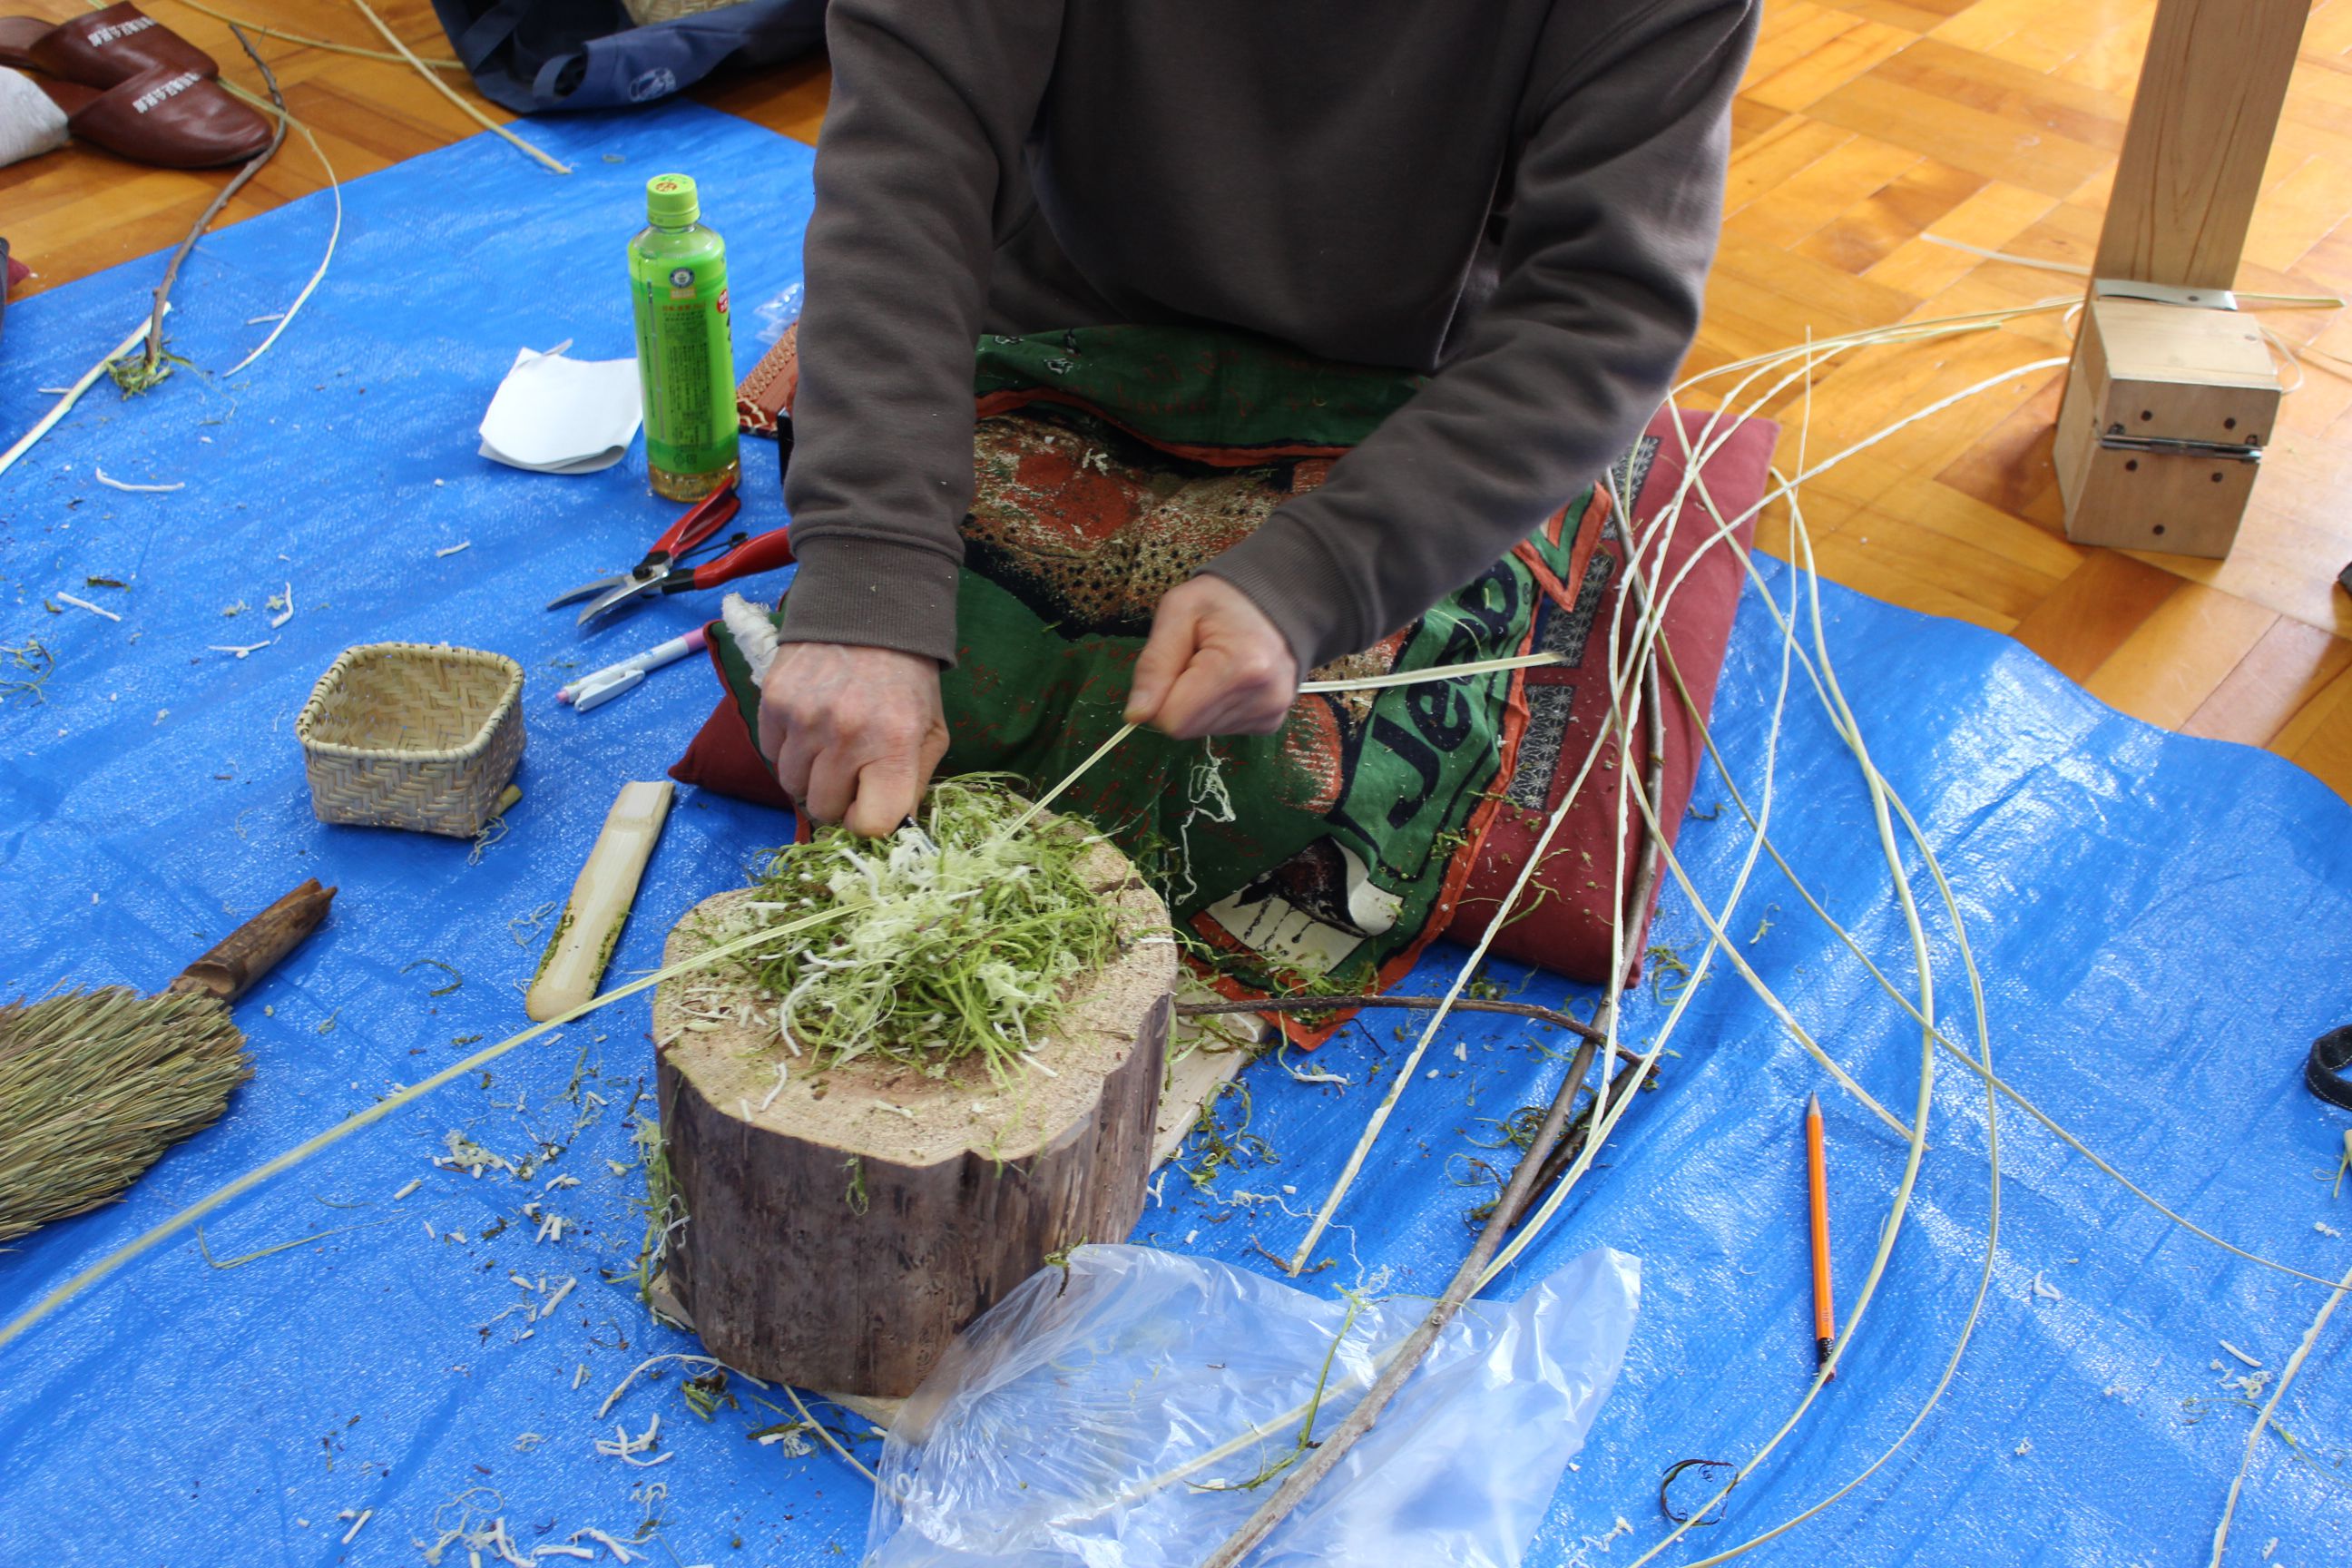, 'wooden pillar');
2094,0,2309,289
2054,0,2309,558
